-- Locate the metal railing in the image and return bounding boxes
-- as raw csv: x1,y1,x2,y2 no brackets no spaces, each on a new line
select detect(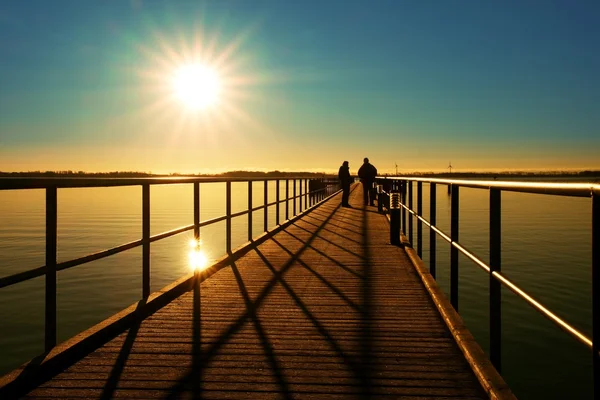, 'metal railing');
376,176,600,397
0,176,340,354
